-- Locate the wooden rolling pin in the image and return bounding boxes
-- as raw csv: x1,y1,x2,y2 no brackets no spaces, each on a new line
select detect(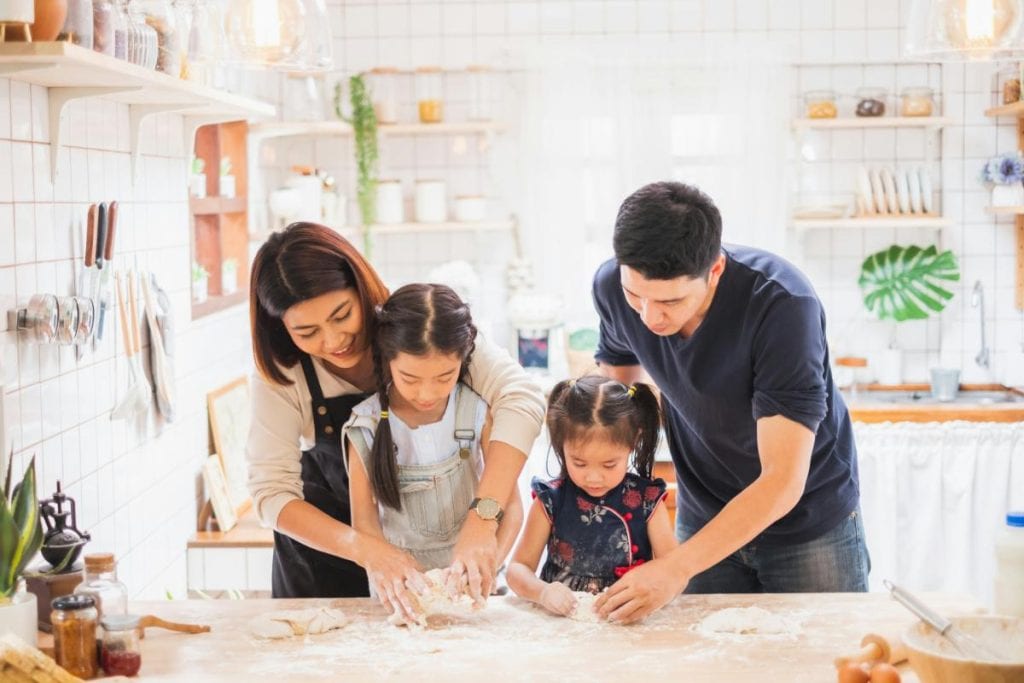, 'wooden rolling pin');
138,614,211,640
834,632,908,669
